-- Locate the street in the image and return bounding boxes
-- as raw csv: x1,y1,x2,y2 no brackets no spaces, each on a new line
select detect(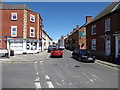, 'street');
2,50,119,89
